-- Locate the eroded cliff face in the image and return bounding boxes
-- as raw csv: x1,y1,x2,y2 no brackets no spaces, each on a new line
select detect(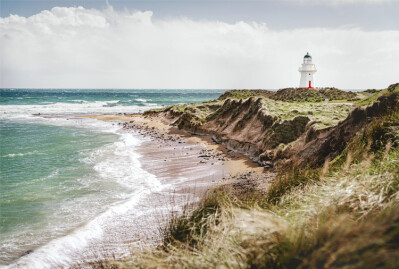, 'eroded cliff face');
147,84,399,169
286,92,399,167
